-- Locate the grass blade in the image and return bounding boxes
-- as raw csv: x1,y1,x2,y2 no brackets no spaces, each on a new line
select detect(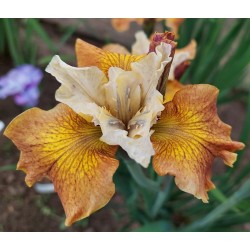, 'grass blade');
0,164,16,171
28,19,56,53
3,18,23,65
181,179,250,231
117,150,159,192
